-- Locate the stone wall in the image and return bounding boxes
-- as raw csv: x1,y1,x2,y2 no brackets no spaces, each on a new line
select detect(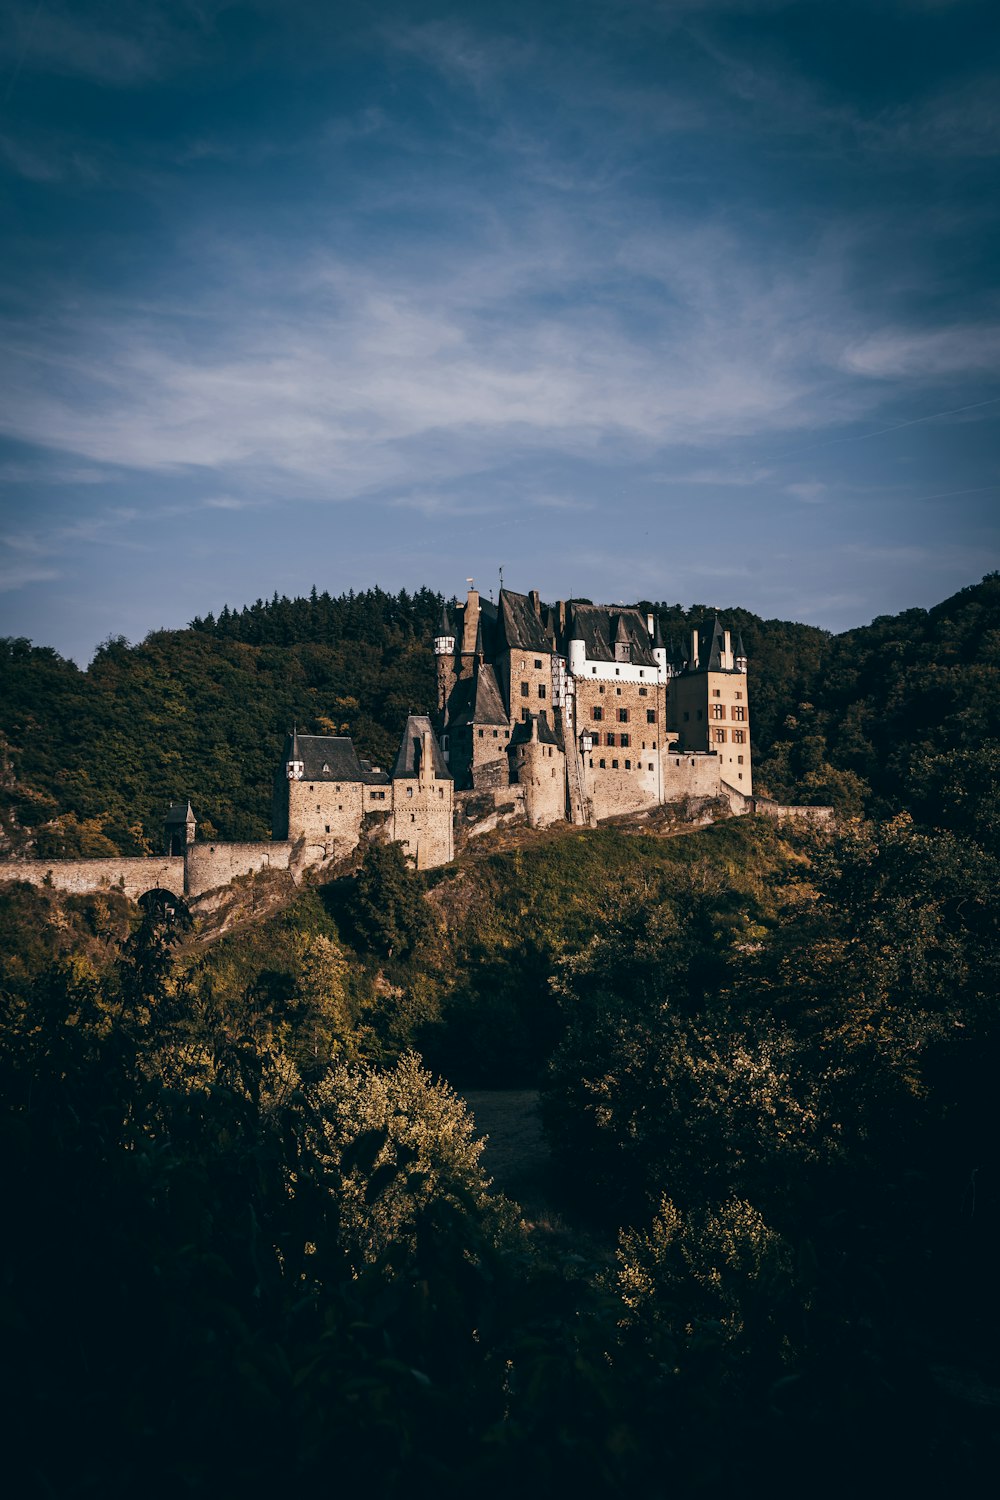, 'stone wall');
185,841,293,897
389,778,454,869
0,855,185,900
515,740,566,828
661,750,725,802
287,778,365,850
454,785,527,847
